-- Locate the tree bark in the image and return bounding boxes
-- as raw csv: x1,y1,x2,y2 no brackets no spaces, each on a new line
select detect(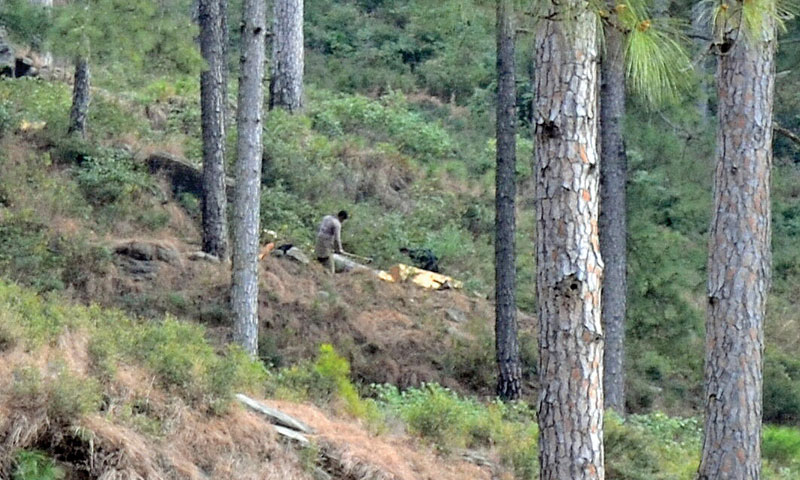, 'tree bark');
533,1,604,478
599,8,627,416
68,56,90,139
199,0,229,259
494,0,521,402
219,0,230,127
269,0,303,112
231,0,267,356
698,11,775,480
